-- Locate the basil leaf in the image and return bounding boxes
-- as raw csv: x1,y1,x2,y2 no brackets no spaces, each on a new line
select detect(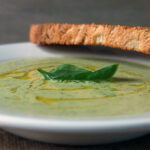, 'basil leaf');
38,64,119,81
37,68,52,80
